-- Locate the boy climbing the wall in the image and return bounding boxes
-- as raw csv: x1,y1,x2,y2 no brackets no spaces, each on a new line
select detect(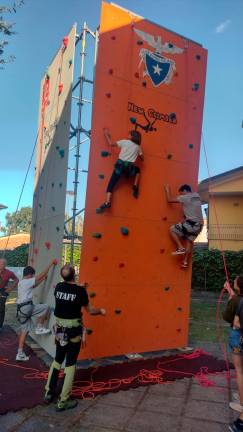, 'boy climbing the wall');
16,260,57,361
98,128,144,211
164,184,203,268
